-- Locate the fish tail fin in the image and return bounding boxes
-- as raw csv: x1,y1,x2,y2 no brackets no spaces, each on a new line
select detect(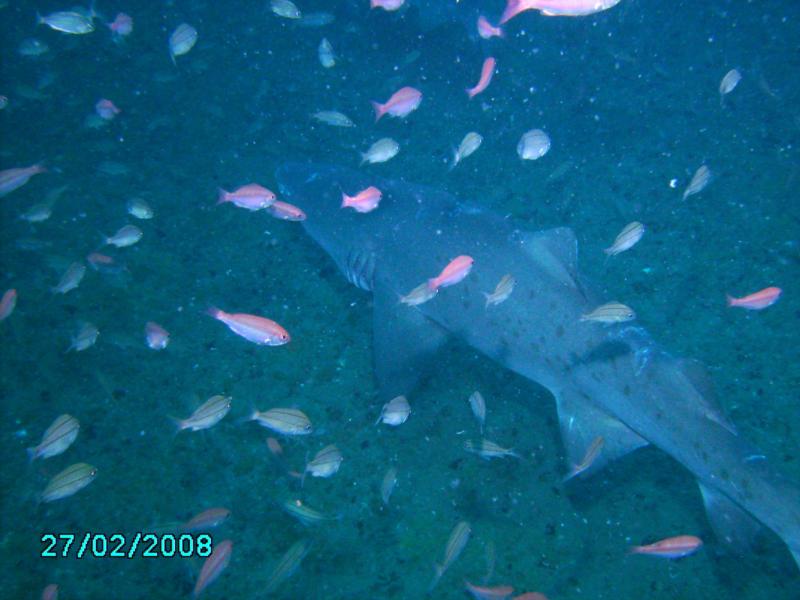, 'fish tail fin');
426,279,438,292
428,565,444,592
482,291,491,308
26,447,38,462
216,188,228,204
205,306,221,320
170,51,177,67
167,415,185,434
449,147,459,171
371,101,383,122
359,153,368,166
725,295,735,307
35,12,43,26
